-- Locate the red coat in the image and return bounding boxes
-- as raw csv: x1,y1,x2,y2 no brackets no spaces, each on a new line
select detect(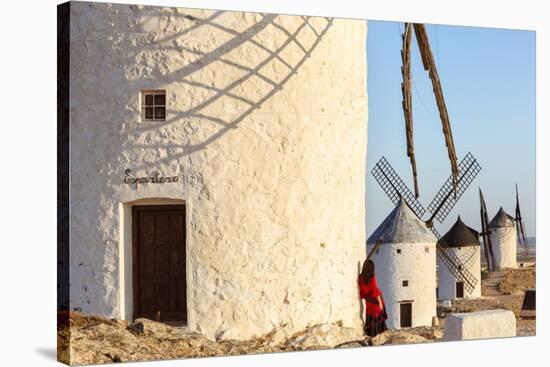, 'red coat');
358,275,384,318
